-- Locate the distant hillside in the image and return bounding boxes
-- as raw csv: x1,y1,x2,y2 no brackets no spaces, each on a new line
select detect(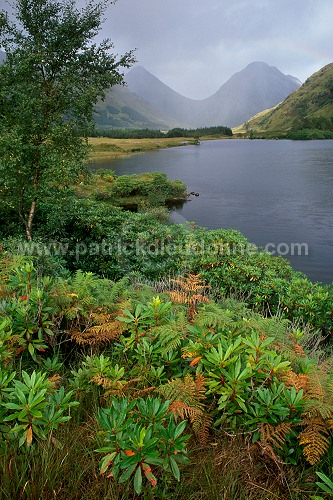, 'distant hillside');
125,62,301,128
201,62,301,127
125,66,202,127
241,63,333,136
94,84,180,130
0,49,302,131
